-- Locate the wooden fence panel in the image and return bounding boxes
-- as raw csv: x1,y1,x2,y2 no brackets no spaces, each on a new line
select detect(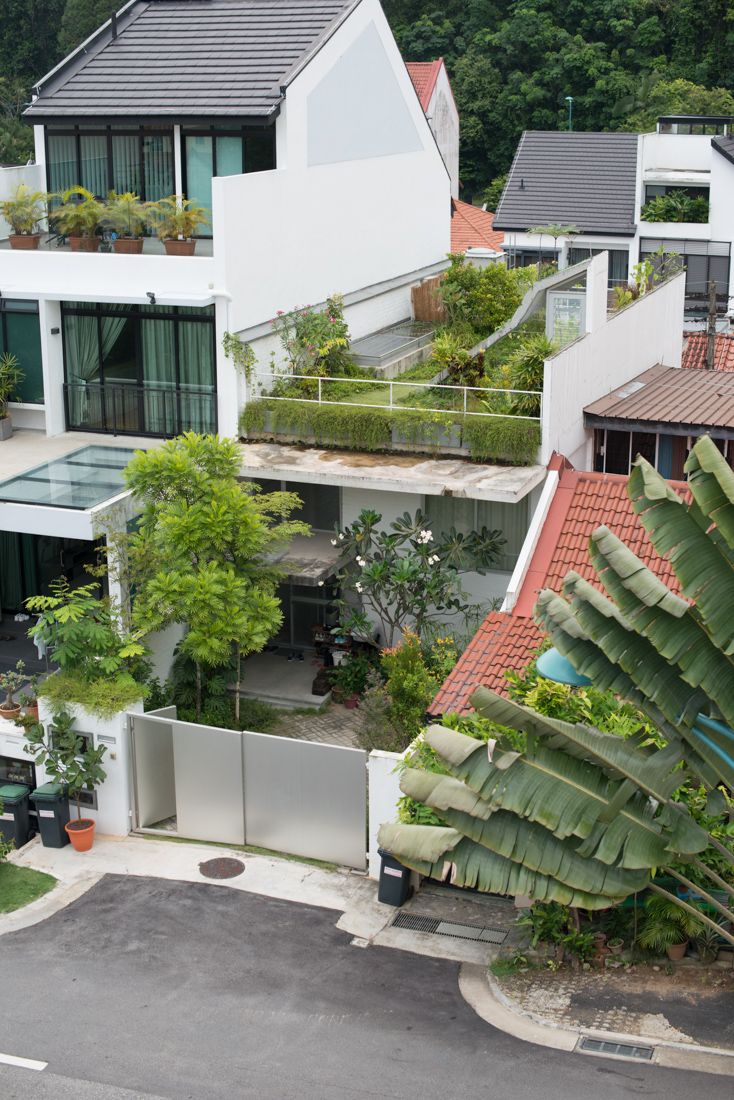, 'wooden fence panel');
412,276,447,324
